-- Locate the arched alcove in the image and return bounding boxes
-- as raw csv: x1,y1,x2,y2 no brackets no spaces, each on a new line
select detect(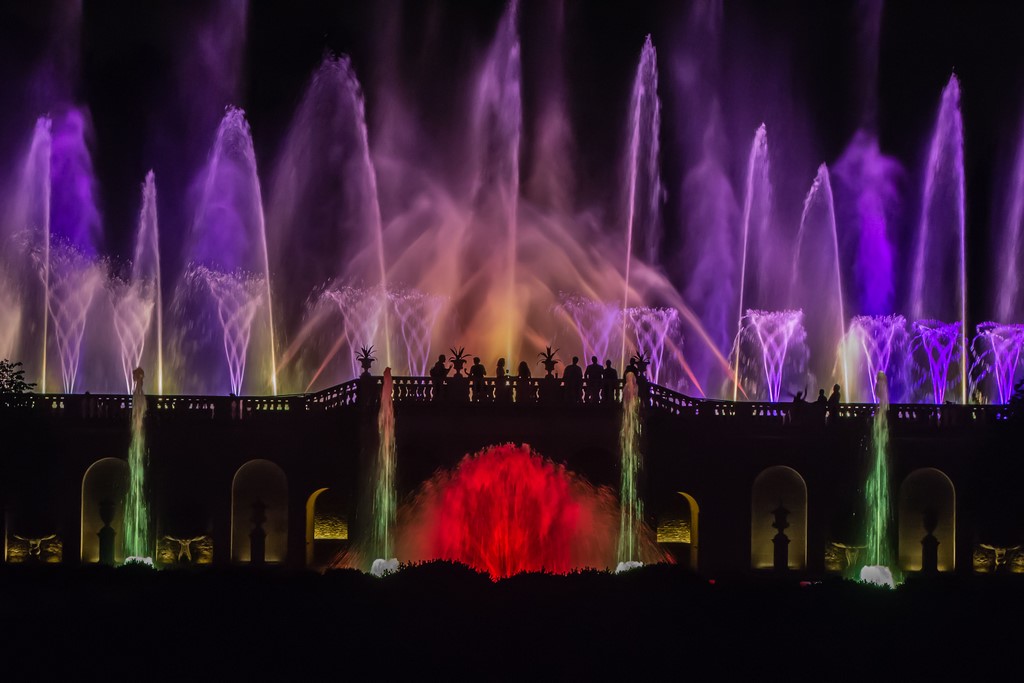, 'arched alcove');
899,467,955,572
657,492,700,569
231,459,288,563
305,487,348,567
751,466,808,570
81,458,130,563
